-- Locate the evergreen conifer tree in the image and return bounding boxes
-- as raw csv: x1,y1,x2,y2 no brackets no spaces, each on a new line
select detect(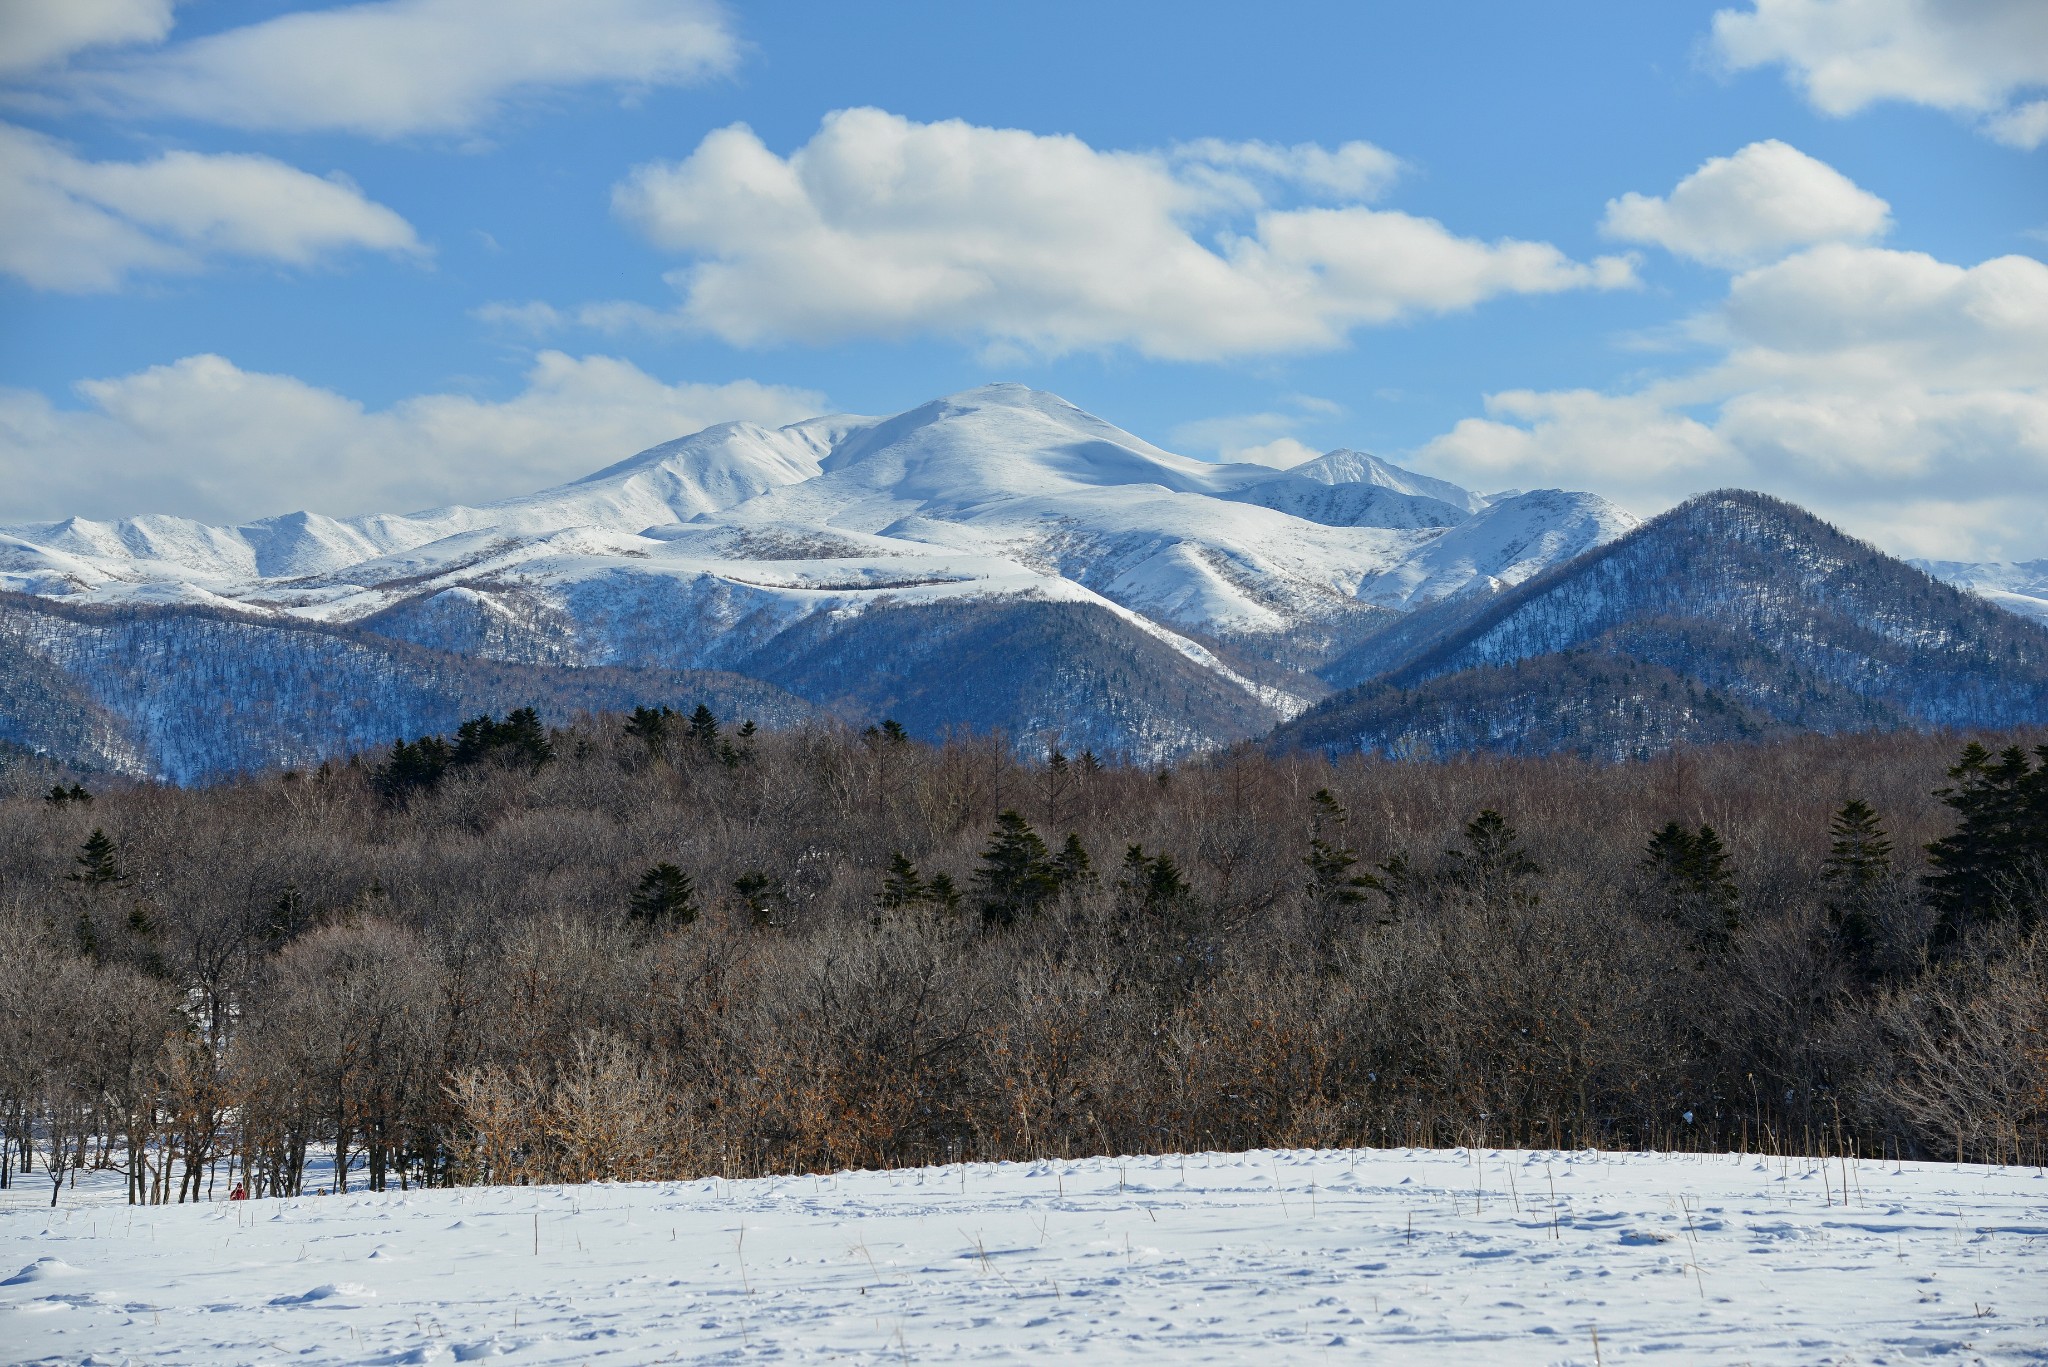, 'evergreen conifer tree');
971,810,1059,928
1441,807,1540,901
1643,821,1740,949
732,870,783,926
1304,788,1377,912
879,719,908,744
879,853,926,909
496,707,553,768
1924,743,2048,944
1822,798,1893,964
1447,809,1541,883
449,709,552,770
1117,844,1191,919
69,829,126,888
1371,852,1414,913
688,705,720,747
925,872,962,915
1052,833,1095,891
628,863,697,928
373,736,451,802
624,706,675,756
